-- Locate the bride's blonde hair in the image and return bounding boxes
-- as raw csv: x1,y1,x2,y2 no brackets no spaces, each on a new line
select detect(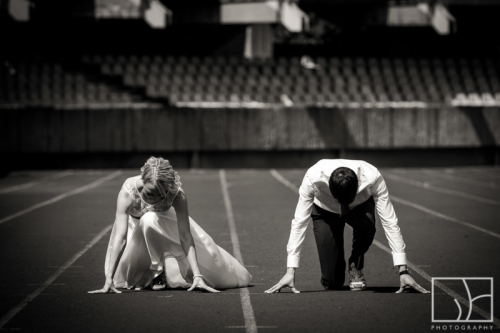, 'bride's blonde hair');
141,157,181,198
